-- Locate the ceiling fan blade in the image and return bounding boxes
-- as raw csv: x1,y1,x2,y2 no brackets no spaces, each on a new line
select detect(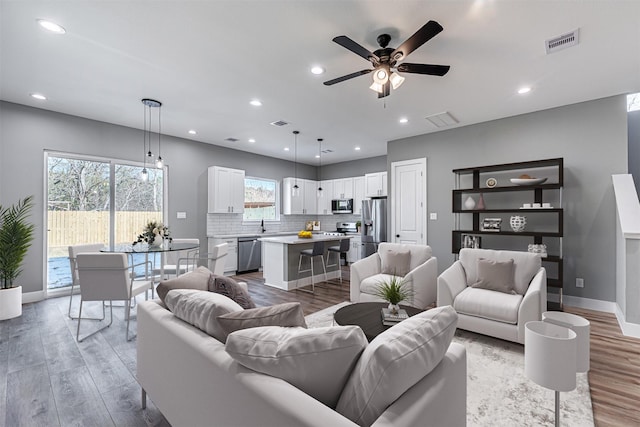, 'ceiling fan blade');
391,20,443,61
377,81,391,99
396,63,450,76
323,69,372,86
333,36,380,64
